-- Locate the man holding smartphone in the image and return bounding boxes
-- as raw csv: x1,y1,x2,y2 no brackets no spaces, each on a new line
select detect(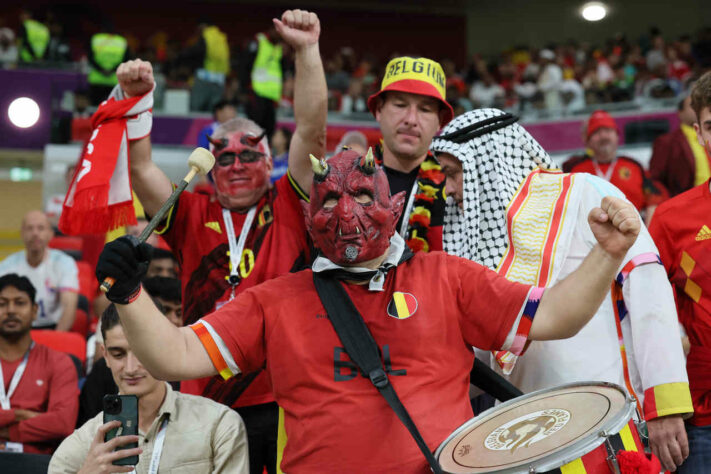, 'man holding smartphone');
49,305,249,473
